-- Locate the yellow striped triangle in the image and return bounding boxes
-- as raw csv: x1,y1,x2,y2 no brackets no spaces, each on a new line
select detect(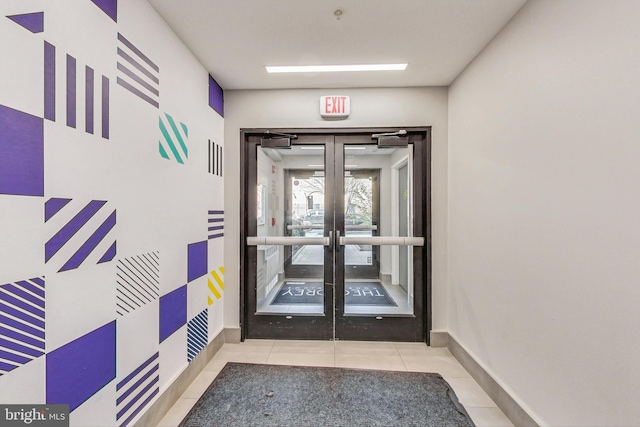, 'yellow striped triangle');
219,266,224,274
207,296,214,306
212,270,224,290
208,278,221,299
